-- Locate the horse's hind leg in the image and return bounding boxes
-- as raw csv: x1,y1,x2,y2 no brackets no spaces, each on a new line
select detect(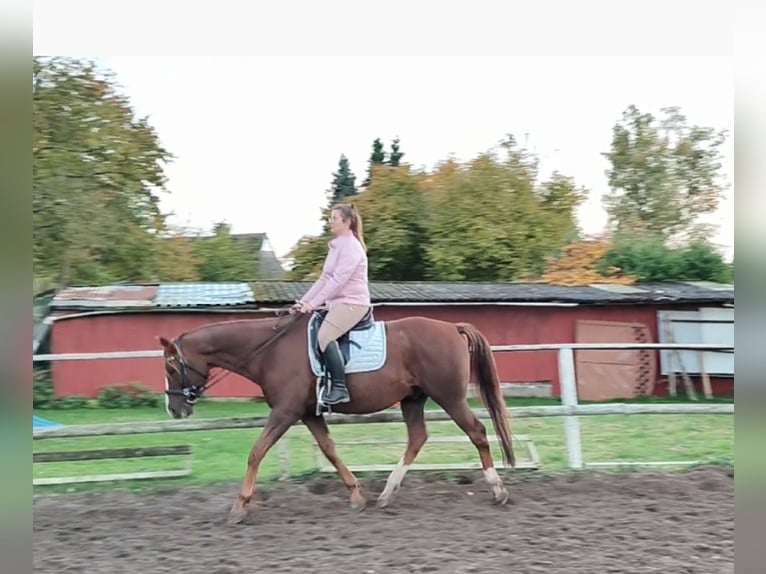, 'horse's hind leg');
436,398,509,505
303,414,367,511
377,393,428,508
